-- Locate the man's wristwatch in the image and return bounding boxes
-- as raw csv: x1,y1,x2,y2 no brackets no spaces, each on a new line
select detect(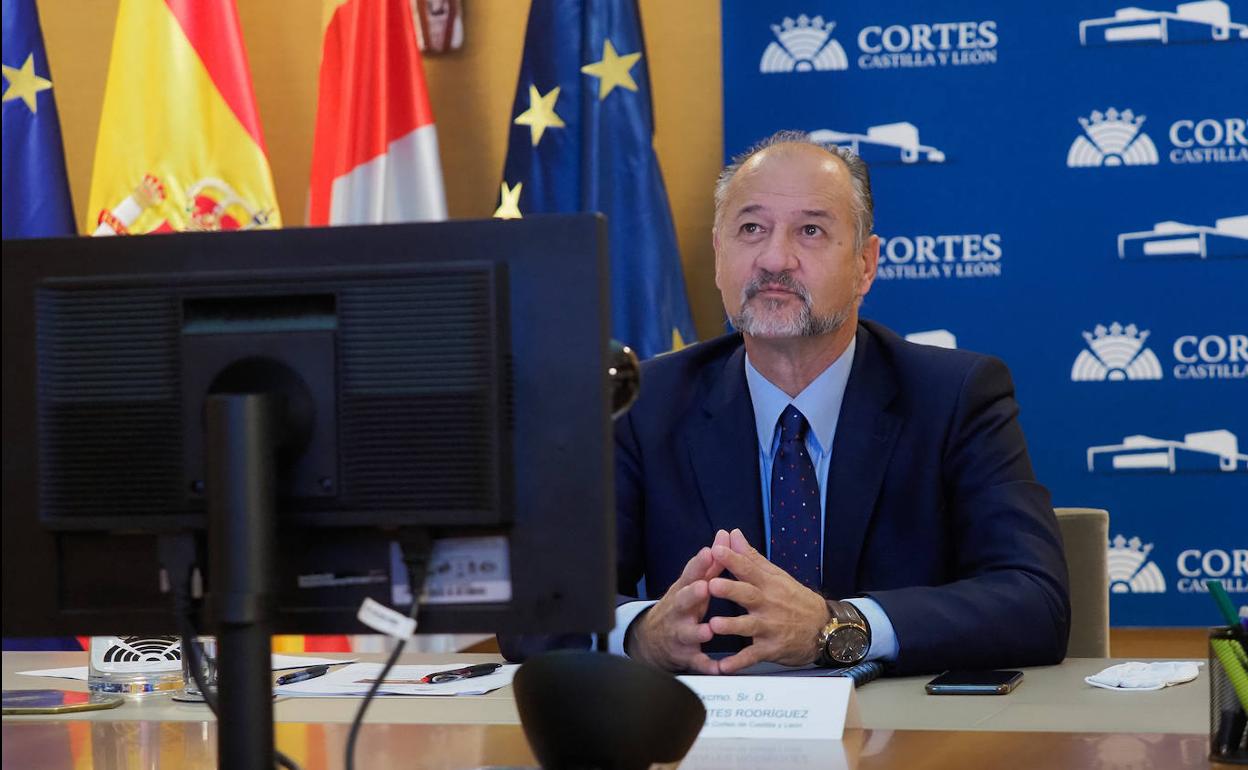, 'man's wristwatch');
816,600,872,666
